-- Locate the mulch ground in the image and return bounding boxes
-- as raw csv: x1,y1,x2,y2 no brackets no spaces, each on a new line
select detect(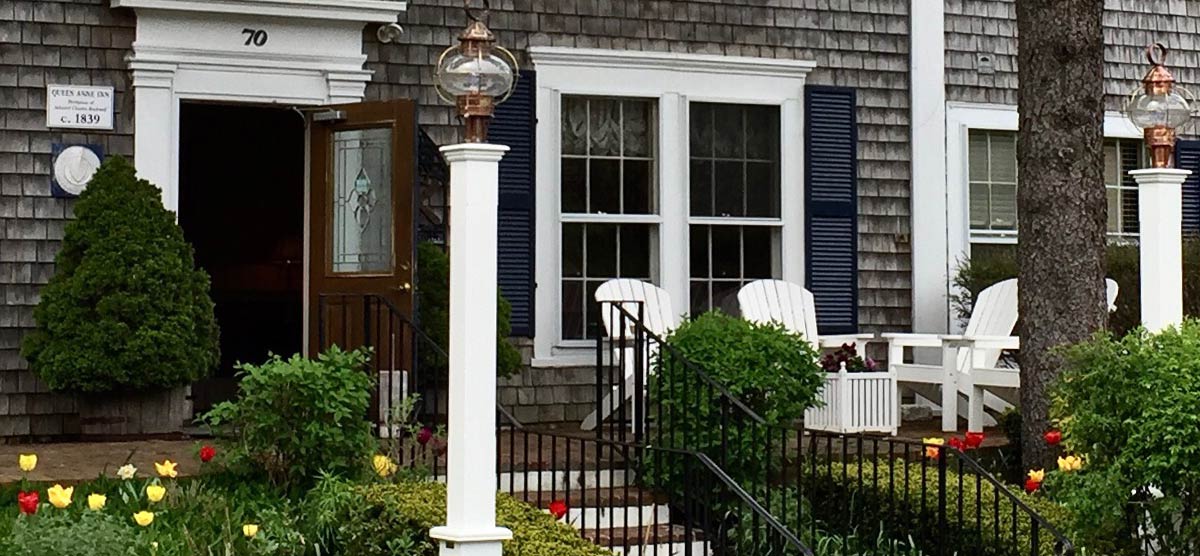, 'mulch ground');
0,440,202,485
